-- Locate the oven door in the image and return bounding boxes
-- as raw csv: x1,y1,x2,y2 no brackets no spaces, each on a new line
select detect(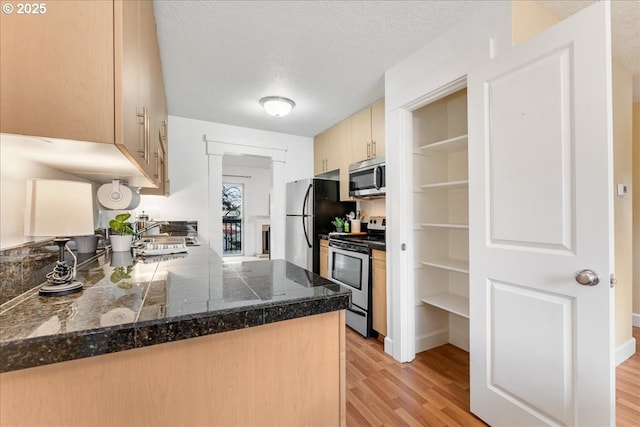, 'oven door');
327,245,369,311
